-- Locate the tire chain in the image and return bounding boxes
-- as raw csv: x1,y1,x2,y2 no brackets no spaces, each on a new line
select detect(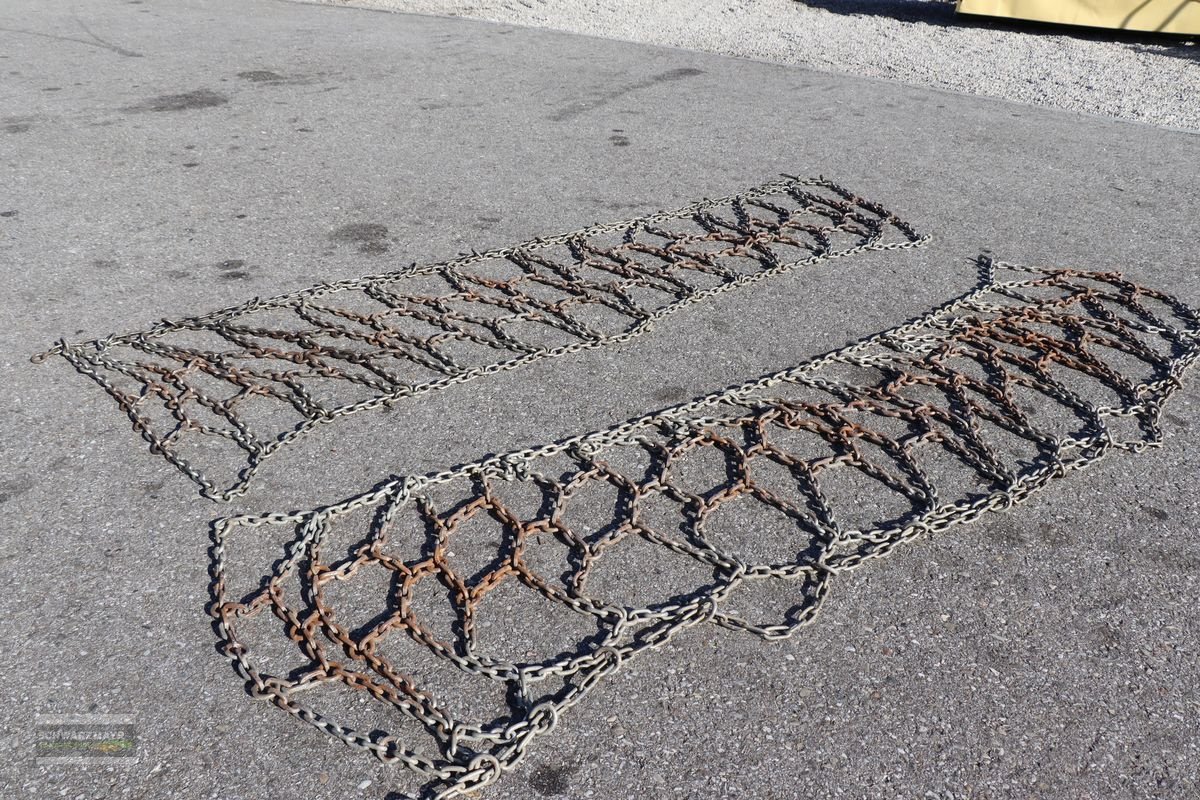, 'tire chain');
210,257,1200,798
36,176,927,501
